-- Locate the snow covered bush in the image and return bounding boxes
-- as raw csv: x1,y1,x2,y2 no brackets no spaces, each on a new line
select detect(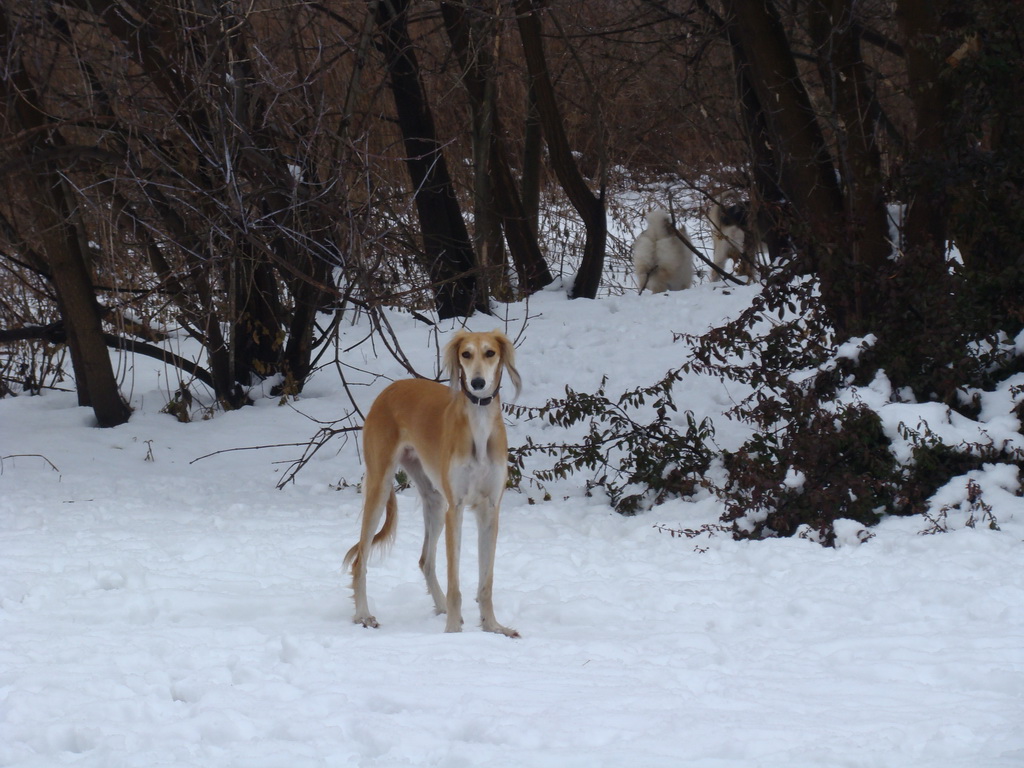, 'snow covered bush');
719,395,899,545
509,370,716,515
515,265,1023,546
695,271,1024,544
